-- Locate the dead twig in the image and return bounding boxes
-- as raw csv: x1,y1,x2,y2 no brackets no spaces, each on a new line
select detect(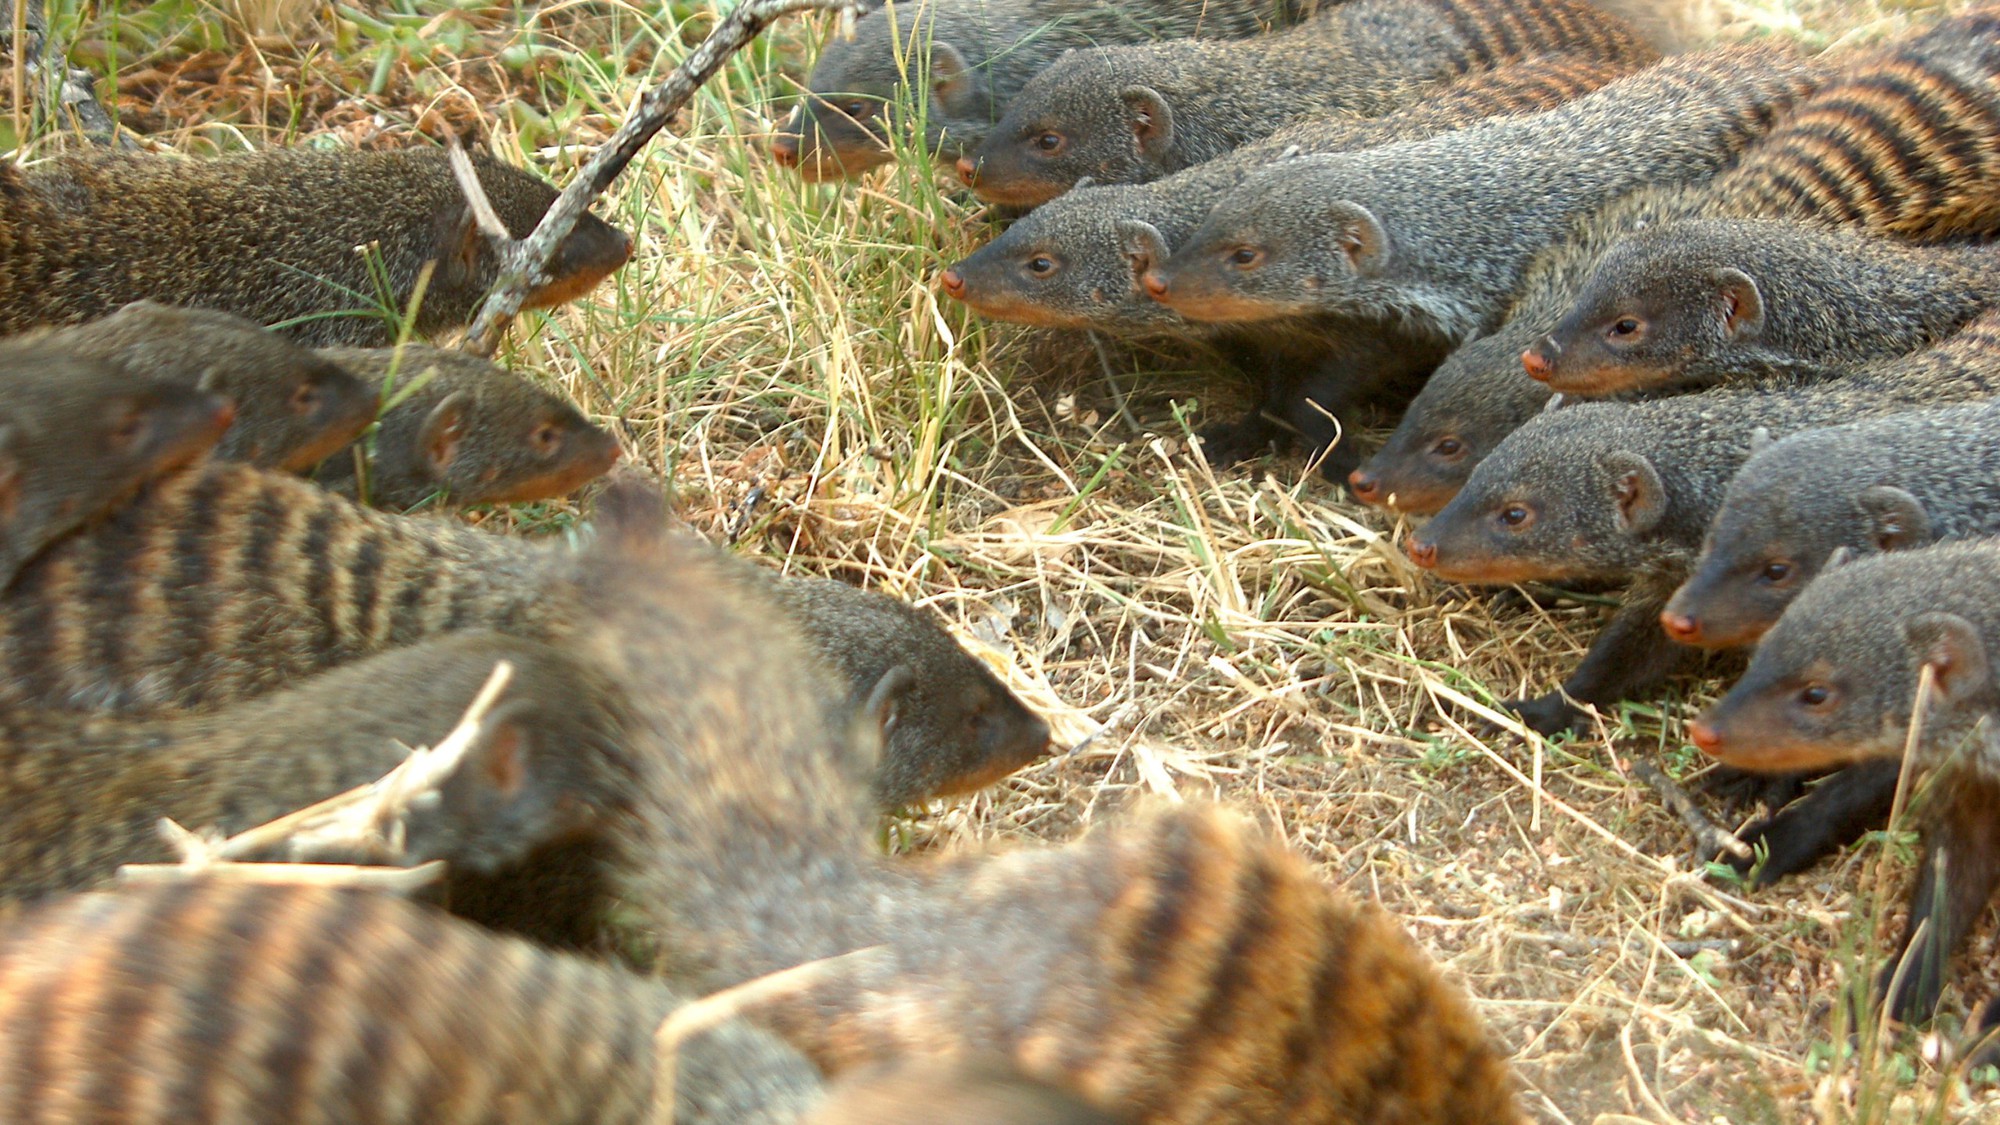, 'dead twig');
462,0,864,356
1629,758,1751,862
